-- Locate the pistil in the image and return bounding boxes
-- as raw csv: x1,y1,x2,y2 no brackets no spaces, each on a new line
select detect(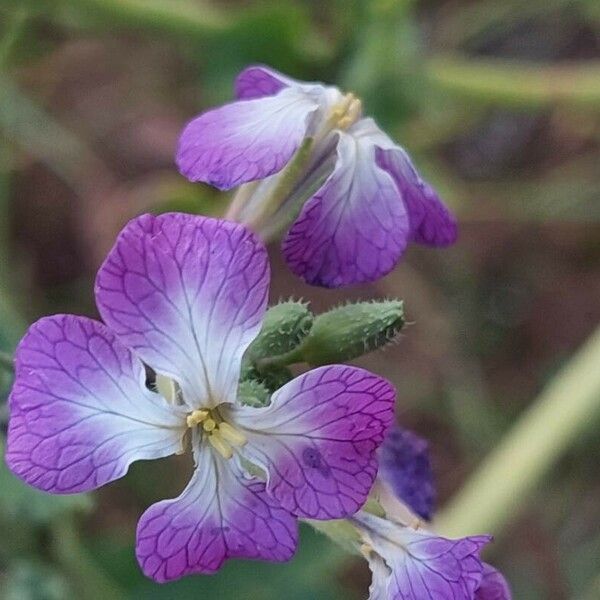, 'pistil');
185,409,248,460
